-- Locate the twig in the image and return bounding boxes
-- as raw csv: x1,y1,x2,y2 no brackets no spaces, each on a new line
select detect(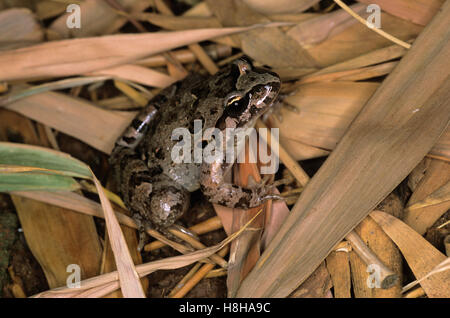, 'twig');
154,0,219,75
332,0,411,49
168,263,202,297
144,216,223,252
168,227,228,268
345,231,399,289
170,246,230,298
